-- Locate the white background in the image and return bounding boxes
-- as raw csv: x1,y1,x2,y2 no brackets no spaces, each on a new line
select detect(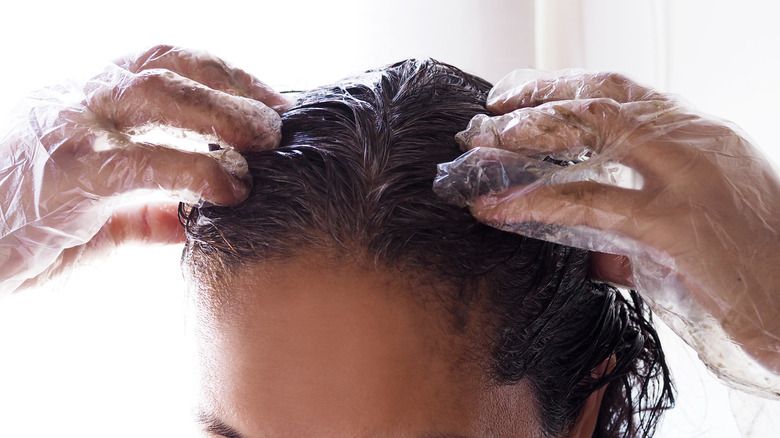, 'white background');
1,1,779,436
